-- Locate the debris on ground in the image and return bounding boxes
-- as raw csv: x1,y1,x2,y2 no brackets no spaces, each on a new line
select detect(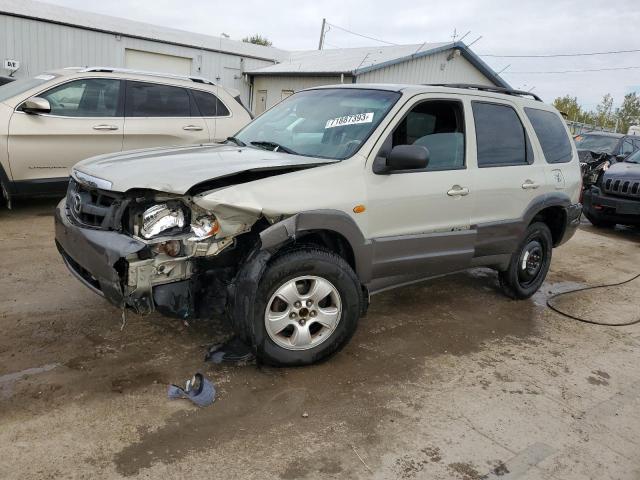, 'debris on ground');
204,336,255,365
167,373,216,407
